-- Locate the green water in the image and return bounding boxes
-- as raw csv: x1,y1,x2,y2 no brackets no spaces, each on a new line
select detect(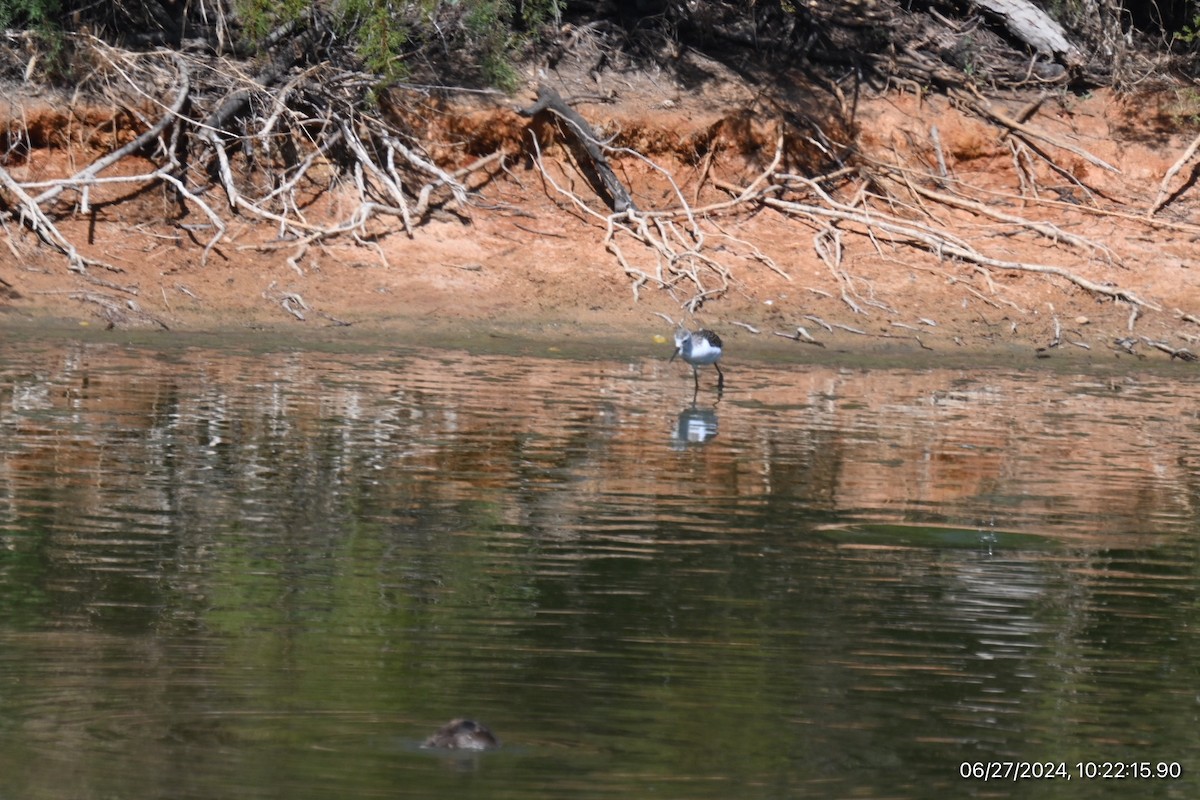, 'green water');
0,333,1197,798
